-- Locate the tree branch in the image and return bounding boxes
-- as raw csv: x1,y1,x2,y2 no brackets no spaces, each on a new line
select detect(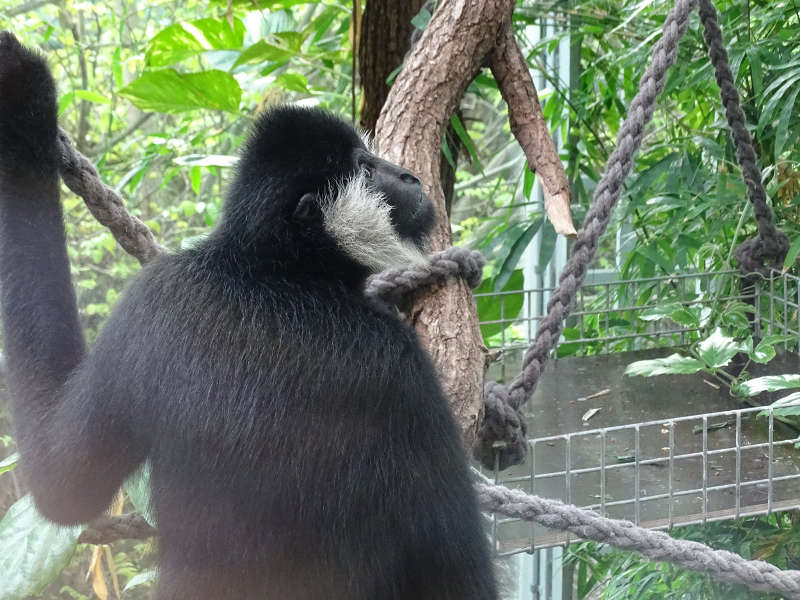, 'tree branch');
78,513,156,545
4,0,55,17
489,25,575,237
89,113,153,158
376,0,516,446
